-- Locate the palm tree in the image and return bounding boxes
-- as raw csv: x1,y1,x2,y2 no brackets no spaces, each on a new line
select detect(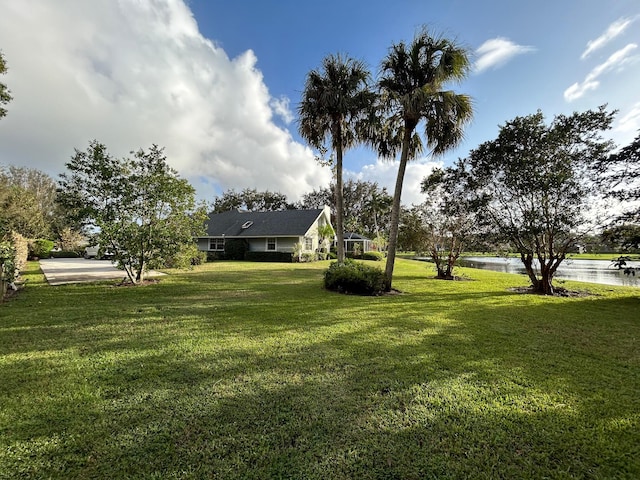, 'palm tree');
298,54,376,263
376,29,473,291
